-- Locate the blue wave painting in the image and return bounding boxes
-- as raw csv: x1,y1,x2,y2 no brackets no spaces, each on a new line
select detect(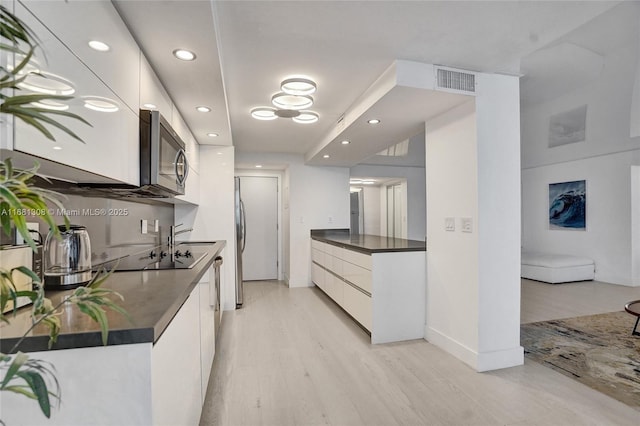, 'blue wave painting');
549,180,586,230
